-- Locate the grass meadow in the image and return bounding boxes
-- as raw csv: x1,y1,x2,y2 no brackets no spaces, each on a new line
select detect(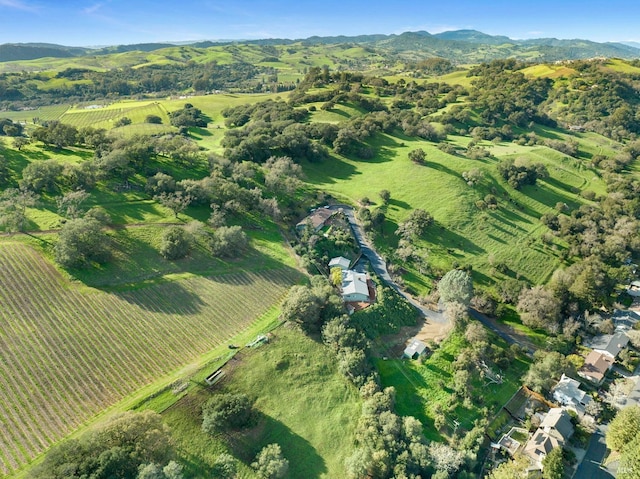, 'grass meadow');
161,327,361,479
302,130,608,292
